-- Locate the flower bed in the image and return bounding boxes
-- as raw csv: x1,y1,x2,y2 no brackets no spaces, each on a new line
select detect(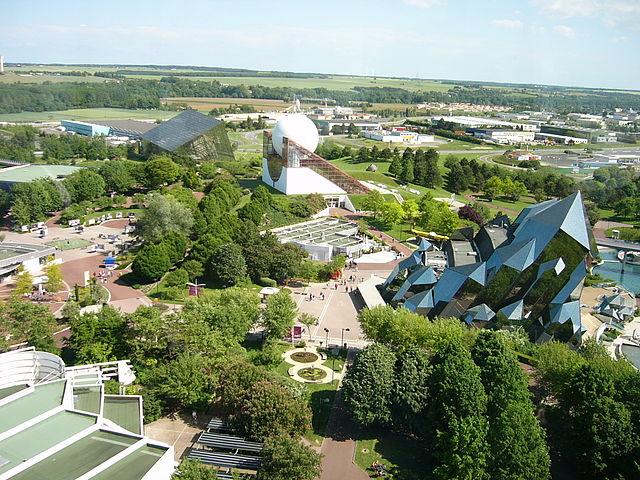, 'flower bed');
291,351,319,363
298,367,327,381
